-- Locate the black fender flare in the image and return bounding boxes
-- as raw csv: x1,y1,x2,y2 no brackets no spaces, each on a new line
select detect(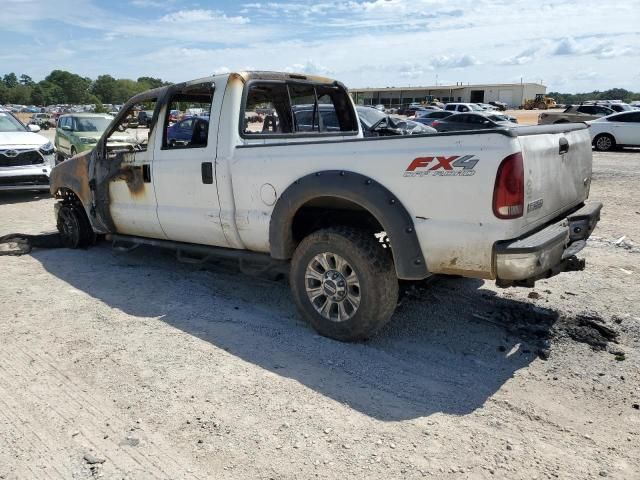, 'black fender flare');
269,170,428,280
